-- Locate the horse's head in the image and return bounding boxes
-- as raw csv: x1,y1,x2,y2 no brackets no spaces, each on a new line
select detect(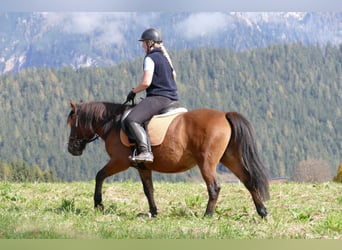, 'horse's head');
67,101,98,156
